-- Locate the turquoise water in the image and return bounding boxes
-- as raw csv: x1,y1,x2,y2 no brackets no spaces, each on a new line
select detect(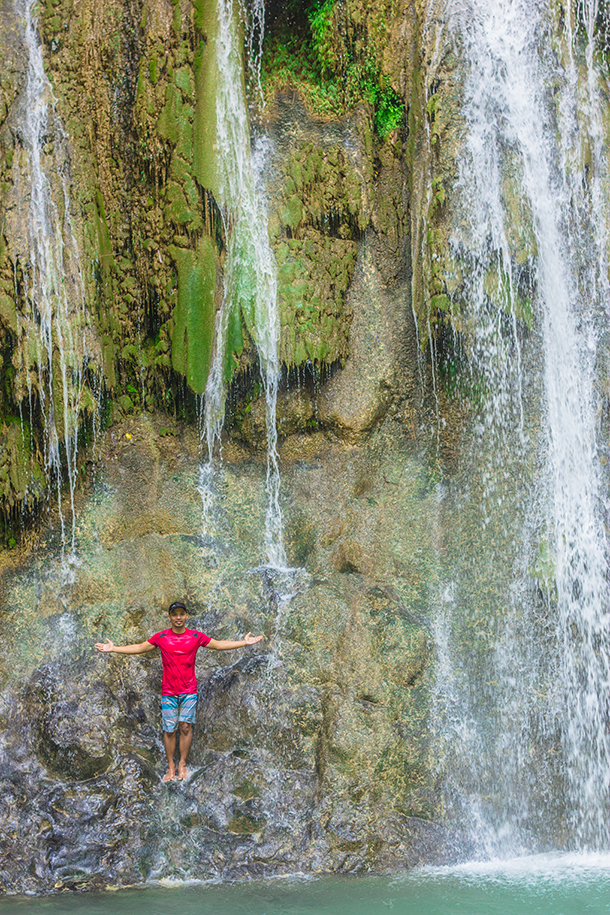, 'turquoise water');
1,855,610,915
